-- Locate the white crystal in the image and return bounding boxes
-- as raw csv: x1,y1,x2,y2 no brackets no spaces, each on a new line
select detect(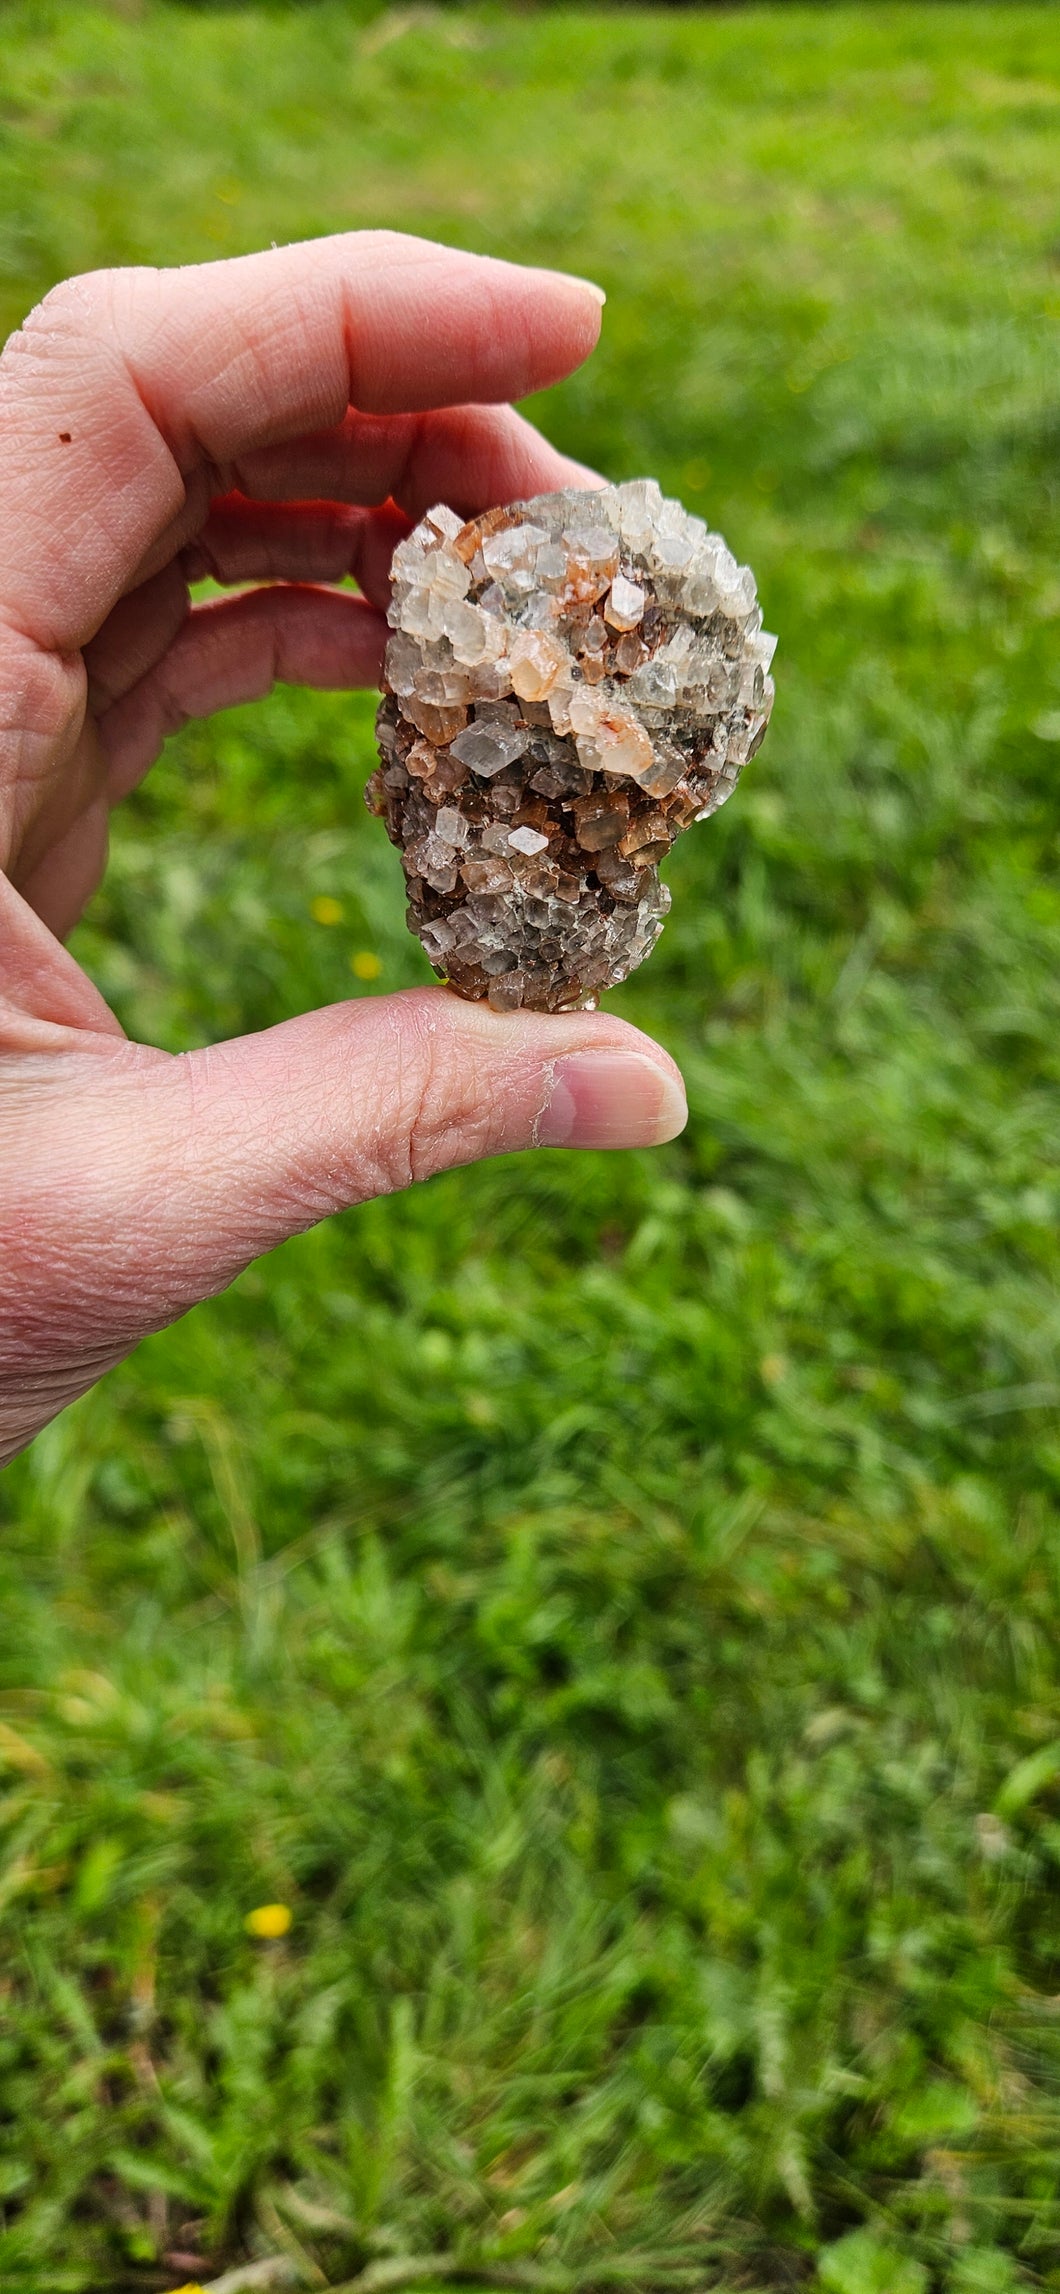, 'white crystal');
449,720,530,777
441,598,505,667
420,917,456,961
564,523,618,572
447,907,479,947
535,543,570,590
396,584,440,641
604,574,646,631
424,503,464,542
481,822,514,854
508,826,550,857
749,630,778,670
482,524,550,587
419,547,470,600
652,530,695,575
390,528,435,581
384,631,421,696
626,660,678,710
614,477,664,551
434,806,469,847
